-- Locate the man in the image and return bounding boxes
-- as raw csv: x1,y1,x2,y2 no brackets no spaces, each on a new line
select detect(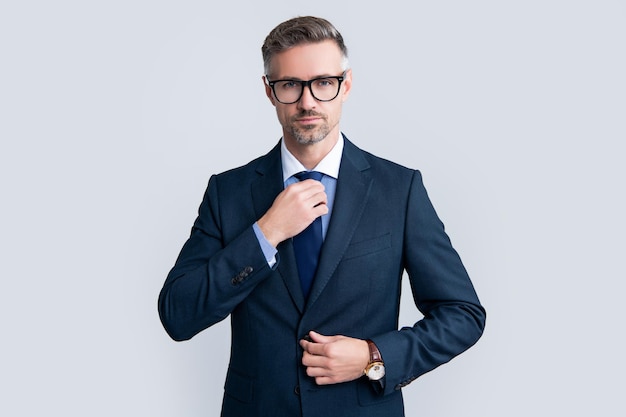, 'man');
159,16,485,417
